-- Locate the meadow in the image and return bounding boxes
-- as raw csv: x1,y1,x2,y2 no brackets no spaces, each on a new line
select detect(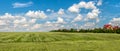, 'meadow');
0,32,120,51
